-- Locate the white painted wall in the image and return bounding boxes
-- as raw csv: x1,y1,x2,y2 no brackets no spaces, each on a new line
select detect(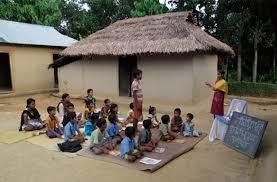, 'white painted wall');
58,54,217,105
58,57,118,98
138,55,193,105
192,55,218,103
